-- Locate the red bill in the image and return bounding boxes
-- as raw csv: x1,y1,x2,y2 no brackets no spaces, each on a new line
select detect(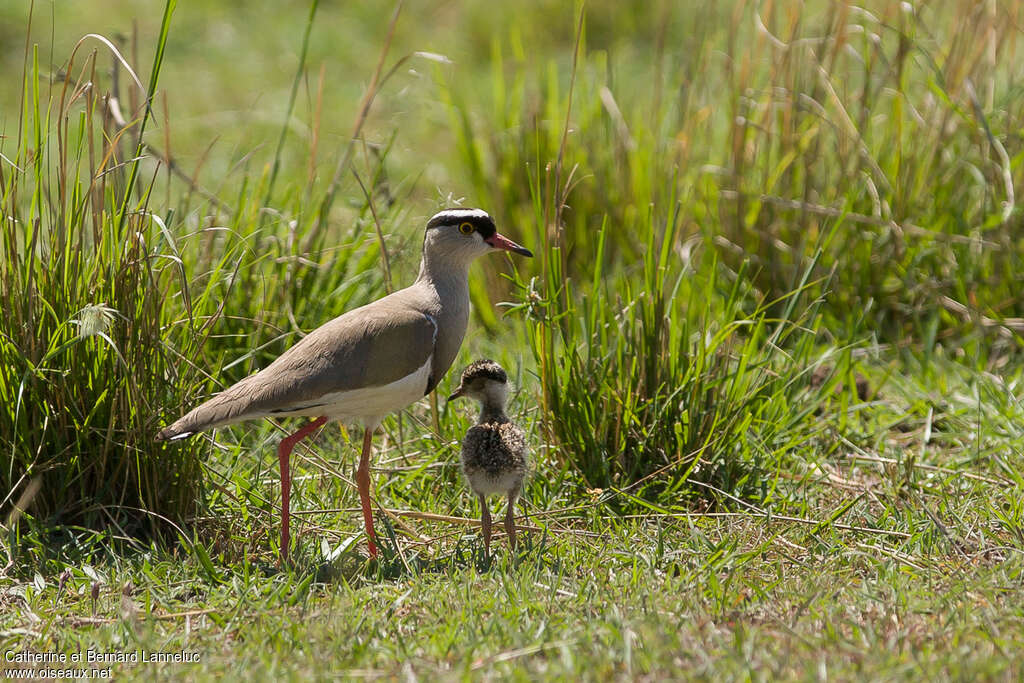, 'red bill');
485,232,533,257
